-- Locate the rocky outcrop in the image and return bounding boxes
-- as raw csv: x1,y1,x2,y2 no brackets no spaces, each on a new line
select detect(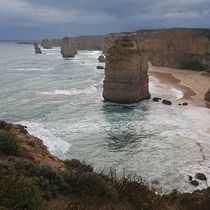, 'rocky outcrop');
96,66,105,70
205,88,210,102
103,36,150,104
98,55,106,62
33,43,42,54
61,37,77,58
41,39,52,49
